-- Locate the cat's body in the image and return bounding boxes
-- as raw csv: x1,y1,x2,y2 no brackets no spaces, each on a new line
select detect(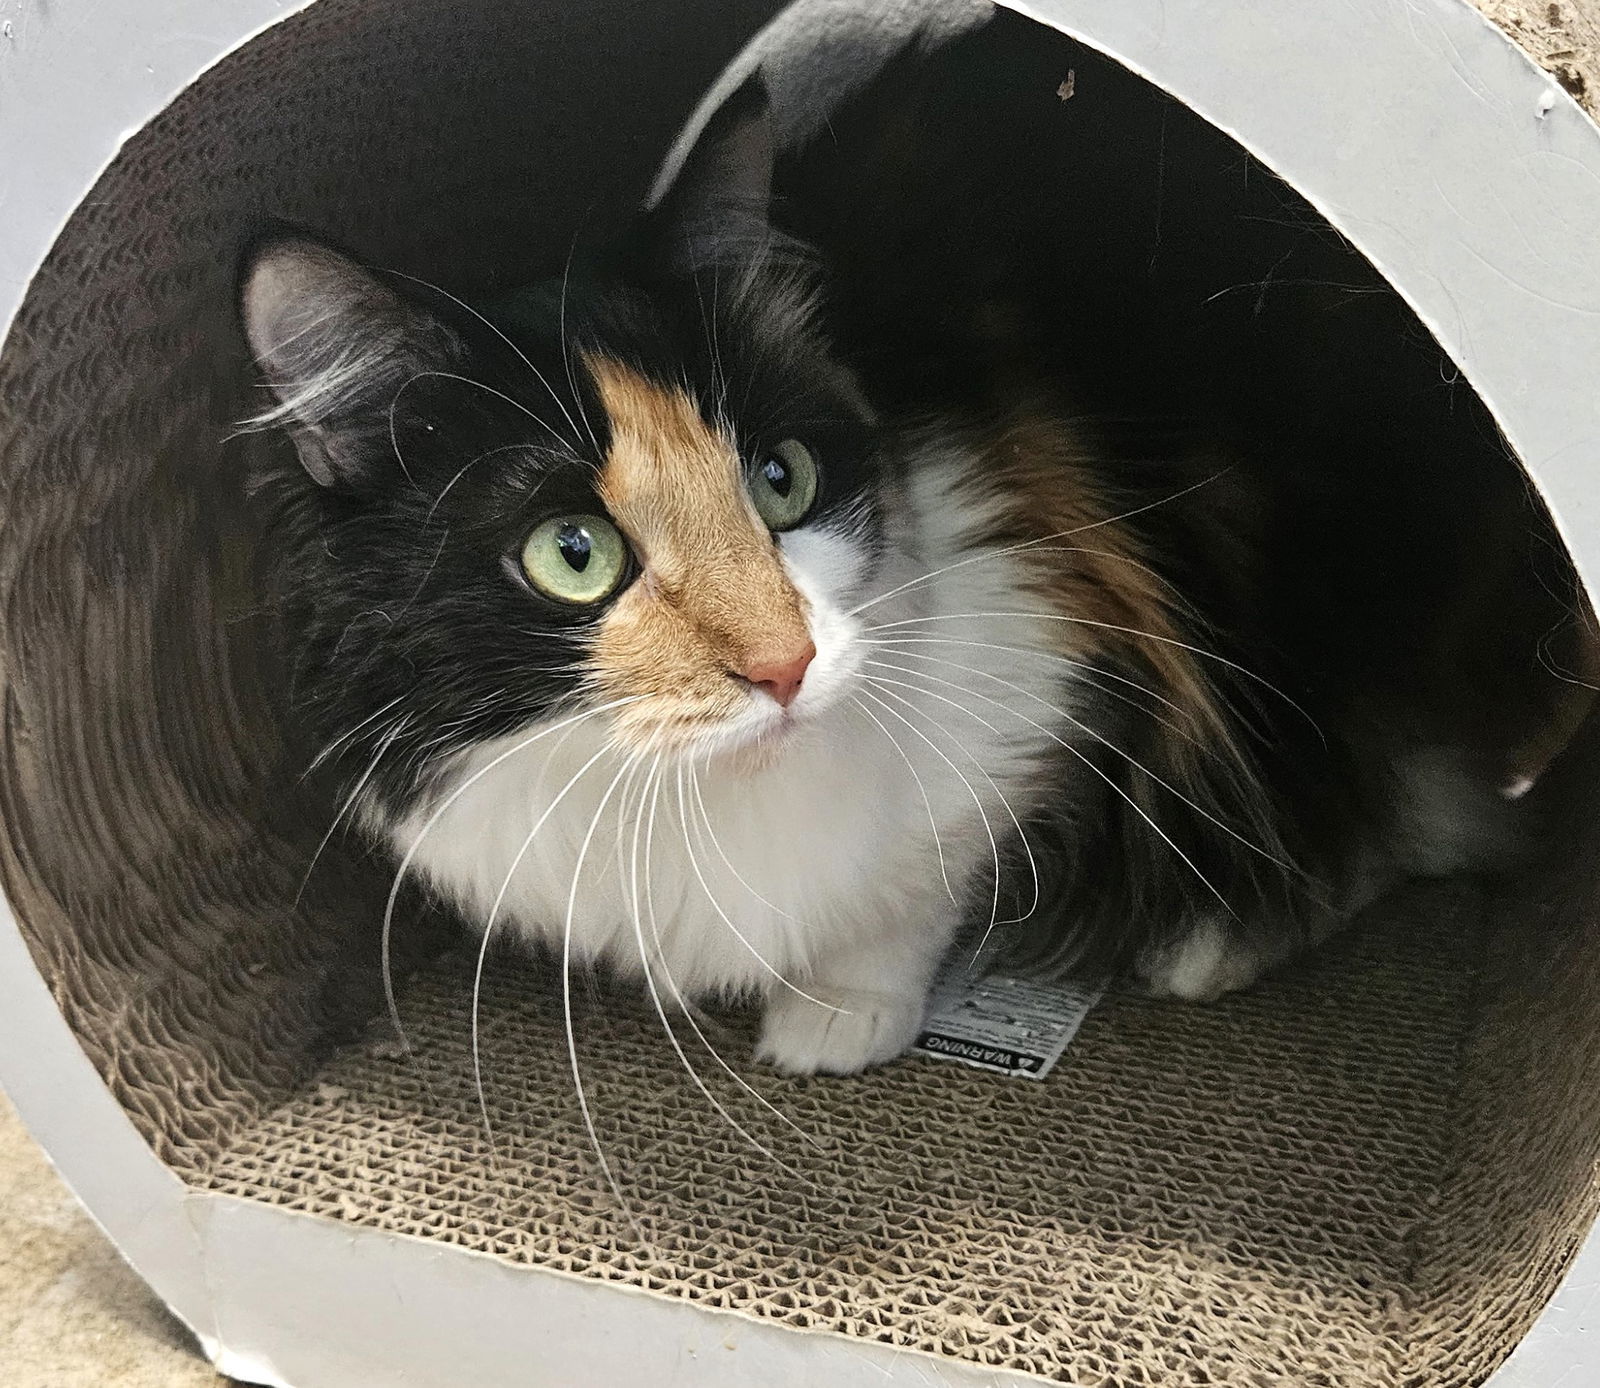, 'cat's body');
240,71,1595,1076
